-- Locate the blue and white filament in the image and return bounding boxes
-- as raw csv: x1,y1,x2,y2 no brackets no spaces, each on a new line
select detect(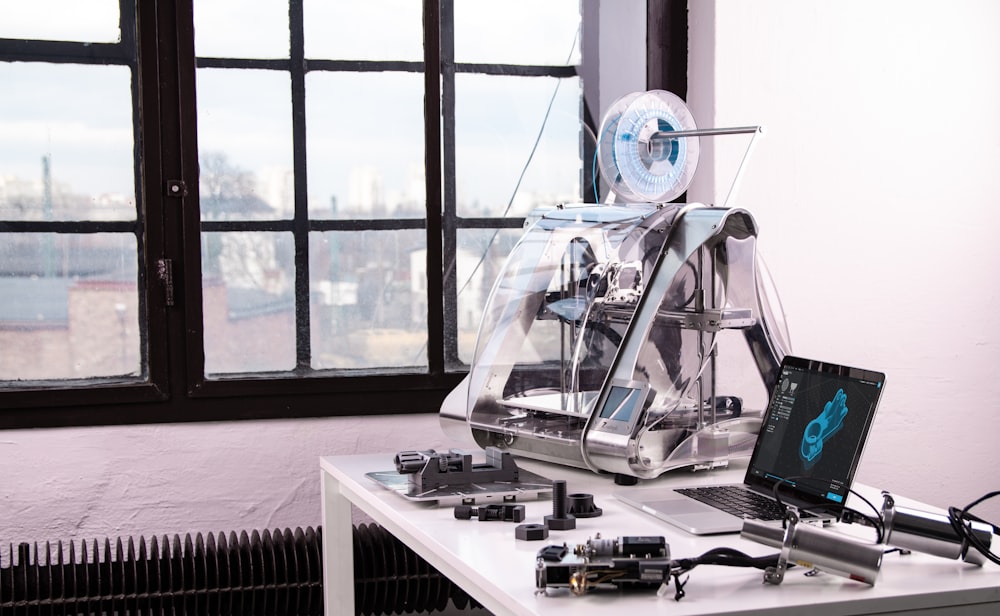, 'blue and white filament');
597,90,700,204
